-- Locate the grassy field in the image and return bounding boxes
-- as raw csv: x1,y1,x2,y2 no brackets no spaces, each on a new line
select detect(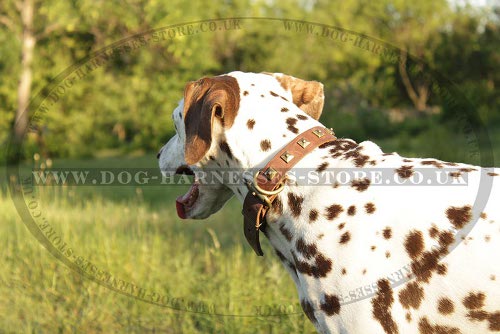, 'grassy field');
1,127,499,333
1,153,317,334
